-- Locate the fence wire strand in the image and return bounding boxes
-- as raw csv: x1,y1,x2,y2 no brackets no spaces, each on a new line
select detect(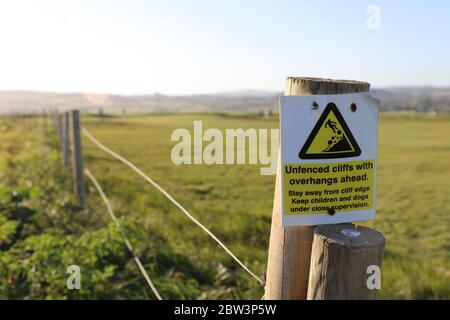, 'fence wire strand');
84,168,163,300
82,127,264,286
